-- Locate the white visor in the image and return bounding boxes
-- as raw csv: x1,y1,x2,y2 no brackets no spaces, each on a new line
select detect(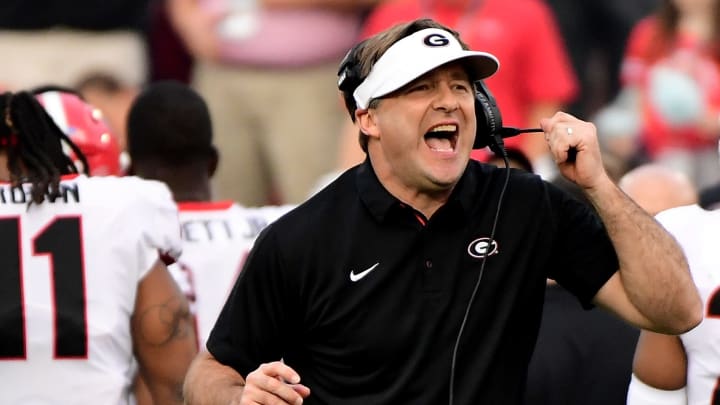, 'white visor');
353,28,499,109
